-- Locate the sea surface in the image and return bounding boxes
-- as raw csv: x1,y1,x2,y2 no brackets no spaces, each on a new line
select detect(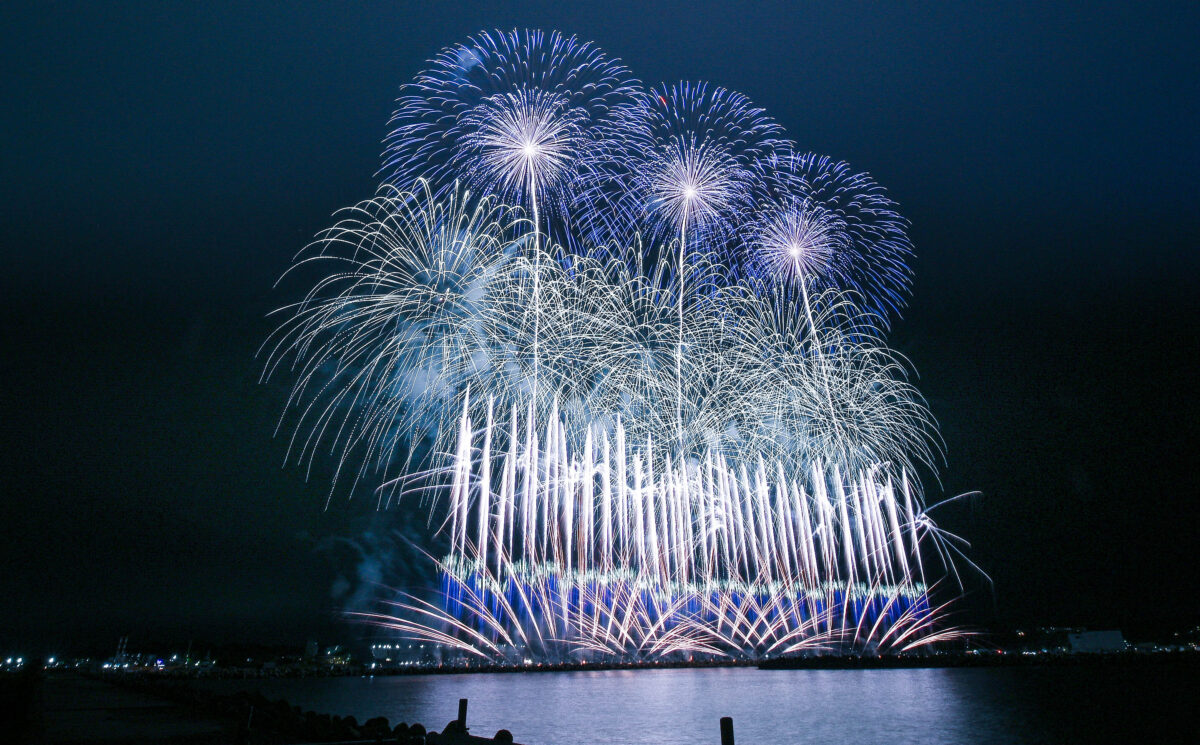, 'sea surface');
200,662,1198,744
